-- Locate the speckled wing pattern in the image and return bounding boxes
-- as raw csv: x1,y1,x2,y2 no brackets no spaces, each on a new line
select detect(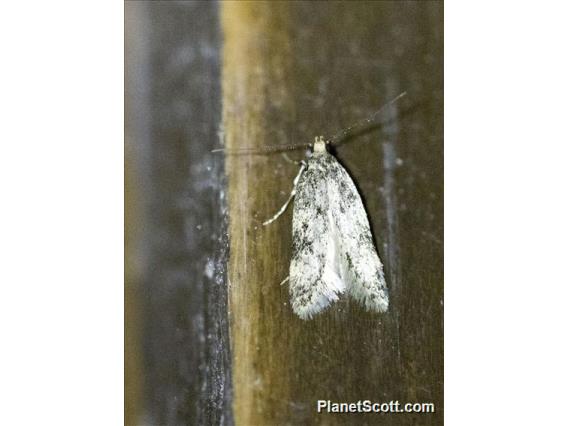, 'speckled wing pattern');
289,151,389,320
